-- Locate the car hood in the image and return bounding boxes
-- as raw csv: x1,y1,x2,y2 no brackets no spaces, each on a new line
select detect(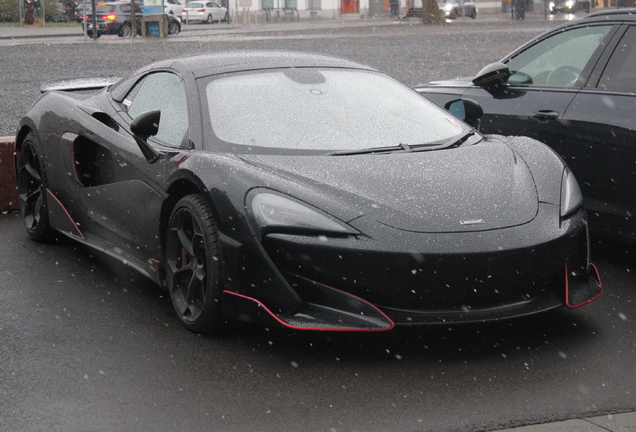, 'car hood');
239,139,539,233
